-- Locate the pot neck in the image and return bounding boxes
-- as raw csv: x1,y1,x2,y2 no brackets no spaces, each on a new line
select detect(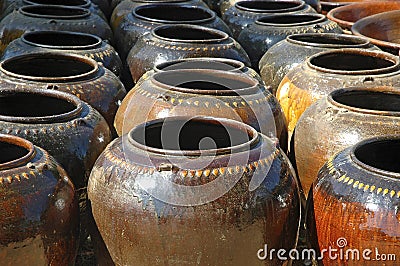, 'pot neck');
0,134,36,171
256,14,326,27
154,58,245,72
235,0,305,14
286,33,371,49
19,5,91,19
22,0,91,8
